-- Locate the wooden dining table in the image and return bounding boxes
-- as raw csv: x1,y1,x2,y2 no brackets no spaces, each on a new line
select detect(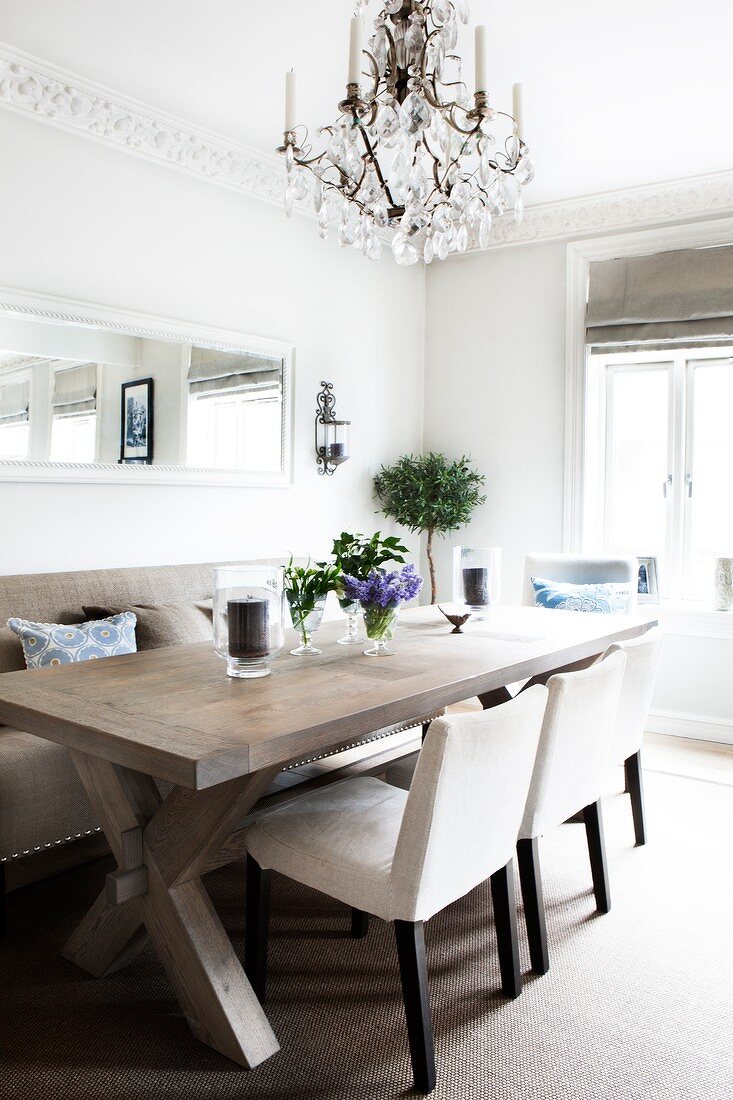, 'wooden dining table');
0,603,656,1070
